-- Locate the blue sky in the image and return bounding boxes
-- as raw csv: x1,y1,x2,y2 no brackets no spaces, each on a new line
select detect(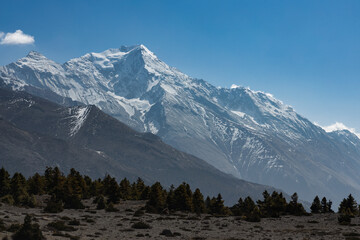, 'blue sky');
1,0,360,132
